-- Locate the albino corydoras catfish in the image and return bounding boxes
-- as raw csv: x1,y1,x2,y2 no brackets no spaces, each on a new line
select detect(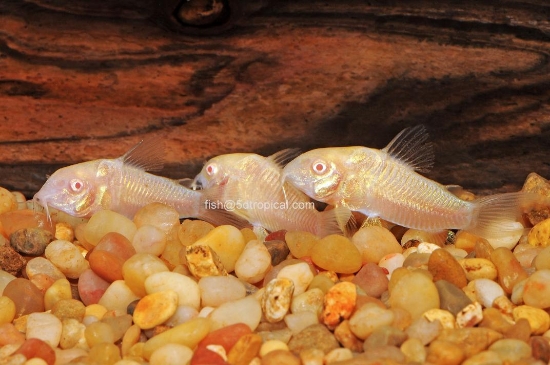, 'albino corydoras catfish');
282,125,541,239
192,150,351,237
33,137,235,225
